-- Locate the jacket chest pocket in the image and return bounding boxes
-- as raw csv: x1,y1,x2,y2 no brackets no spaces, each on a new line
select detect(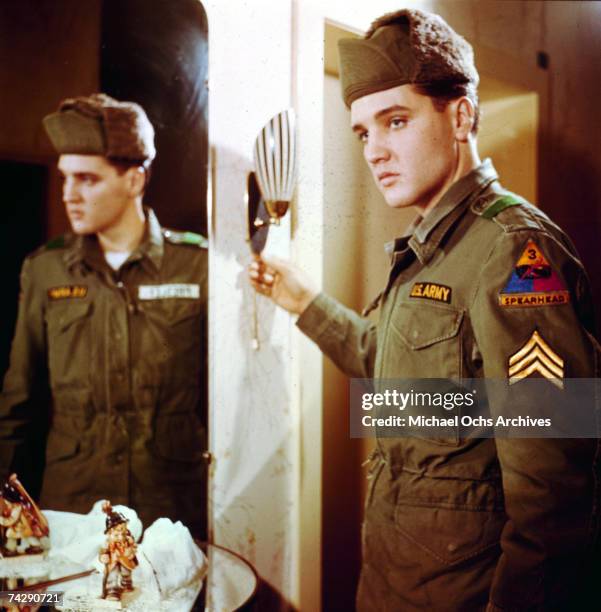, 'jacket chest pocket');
138,300,203,375
46,302,93,389
386,301,464,379
383,302,465,445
